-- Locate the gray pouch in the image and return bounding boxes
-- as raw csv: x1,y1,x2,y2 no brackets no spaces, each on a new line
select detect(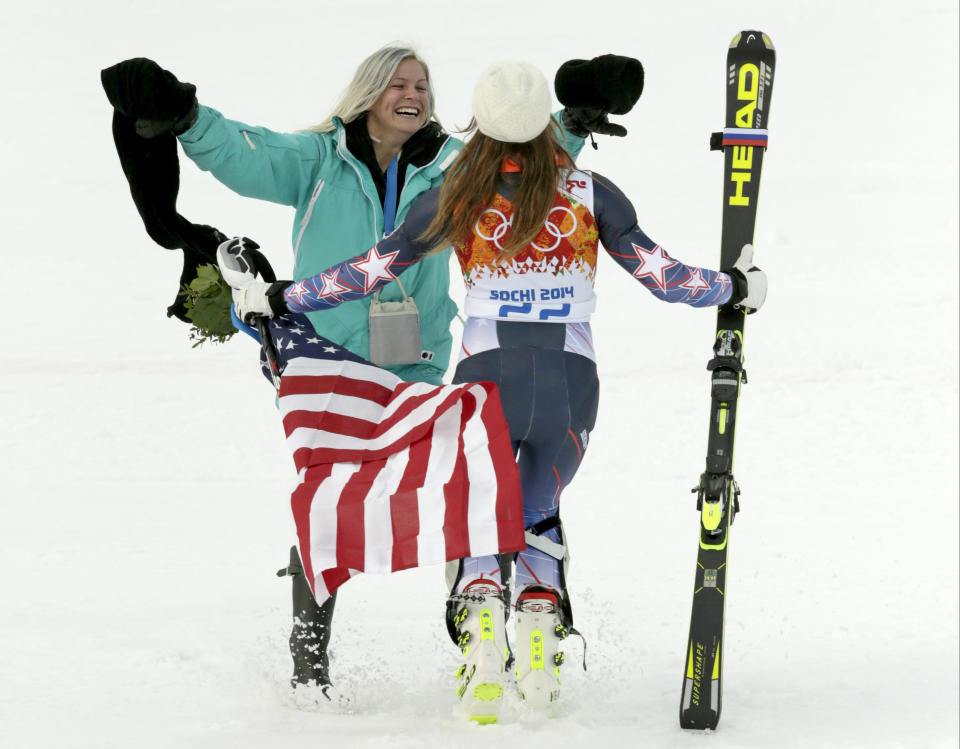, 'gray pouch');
368,278,423,366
